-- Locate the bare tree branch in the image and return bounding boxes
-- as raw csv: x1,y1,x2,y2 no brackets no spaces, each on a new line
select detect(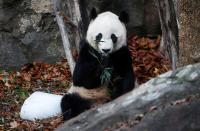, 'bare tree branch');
52,0,75,74
73,0,83,52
